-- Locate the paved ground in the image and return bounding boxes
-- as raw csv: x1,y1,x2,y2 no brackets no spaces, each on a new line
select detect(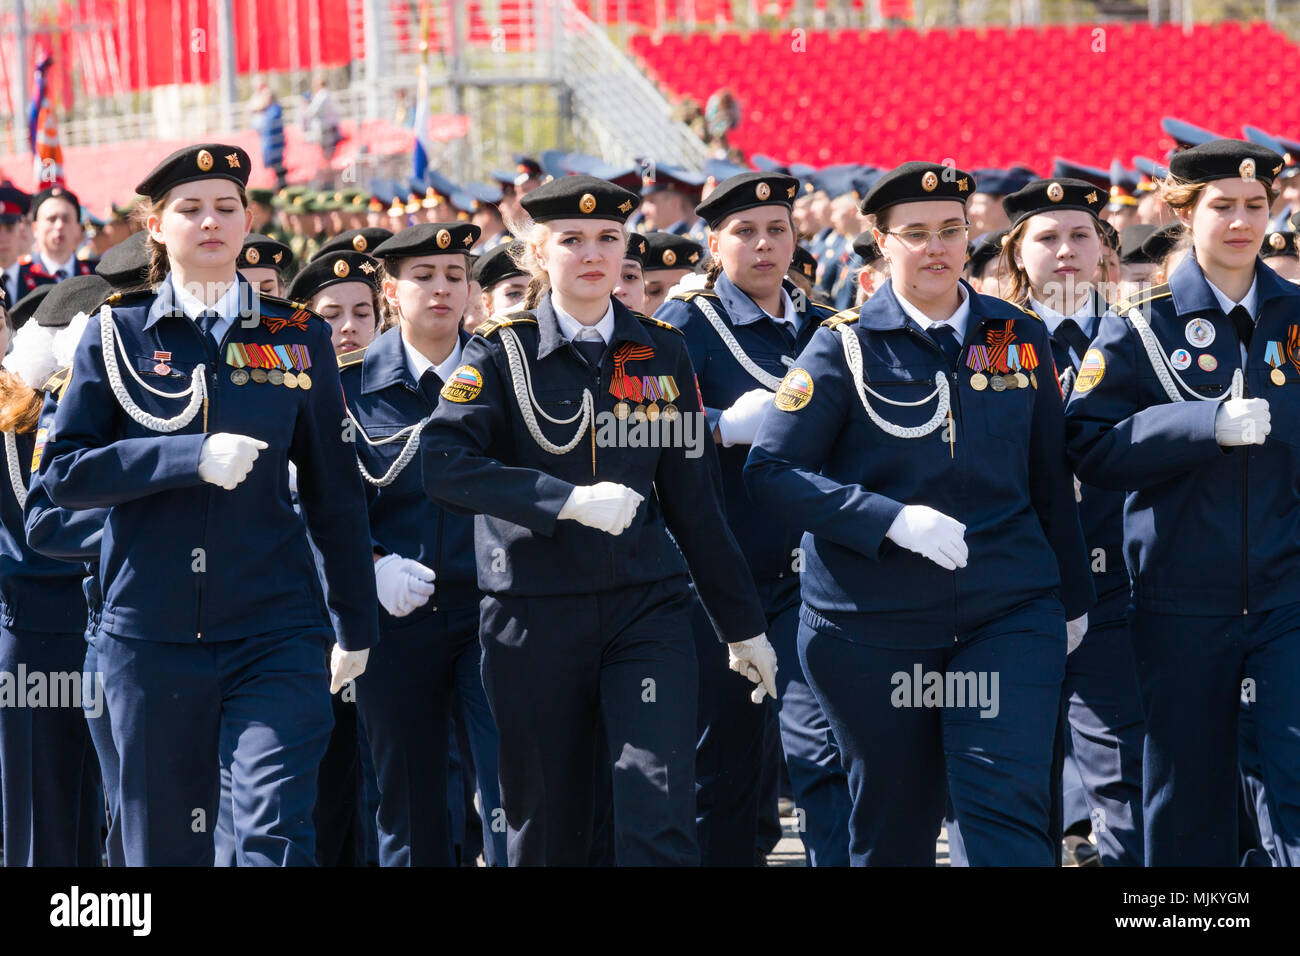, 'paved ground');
765,818,952,866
